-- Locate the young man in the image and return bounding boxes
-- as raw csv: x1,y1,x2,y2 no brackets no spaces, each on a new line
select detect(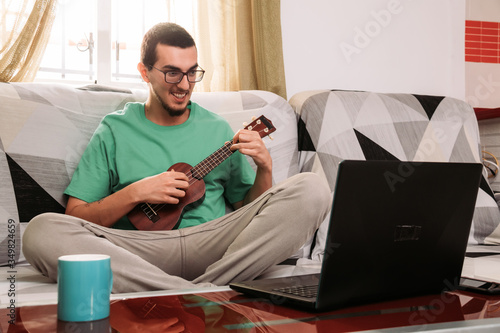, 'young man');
23,23,330,292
